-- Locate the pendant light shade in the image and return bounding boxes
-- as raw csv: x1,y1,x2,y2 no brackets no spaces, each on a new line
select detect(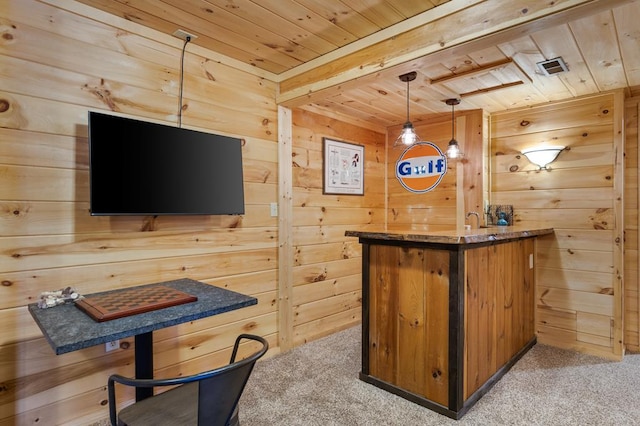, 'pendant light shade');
393,72,420,148
445,98,463,159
